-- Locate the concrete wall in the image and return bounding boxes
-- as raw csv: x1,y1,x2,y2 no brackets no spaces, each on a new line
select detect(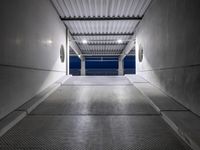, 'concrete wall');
0,0,66,119
136,0,200,116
